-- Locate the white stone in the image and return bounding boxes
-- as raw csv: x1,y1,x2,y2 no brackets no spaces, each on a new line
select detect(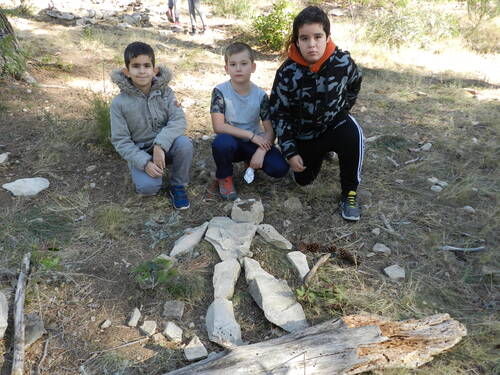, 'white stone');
163,300,185,319
231,199,264,224
100,319,112,329
184,335,208,361
395,179,404,184
0,152,10,164
2,177,50,196
205,217,257,261
384,264,405,280
257,224,292,250
140,320,157,336
372,243,391,255
243,258,309,332
371,228,381,236
213,259,241,300
436,180,448,188
0,291,8,338
163,321,183,342
431,185,443,193
205,298,243,348
127,307,141,327
202,135,210,141
283,197,302,212
427,177,439,184
463,205,476,214
170,222,209,257
25,313,45,348
89,182,96,189
286,251,310,281
86,165,97,172
420,142,432,151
